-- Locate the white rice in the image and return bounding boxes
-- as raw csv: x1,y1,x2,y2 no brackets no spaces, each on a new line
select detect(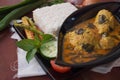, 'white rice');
33,2,77,36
